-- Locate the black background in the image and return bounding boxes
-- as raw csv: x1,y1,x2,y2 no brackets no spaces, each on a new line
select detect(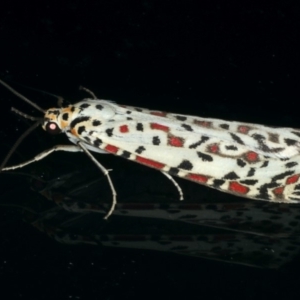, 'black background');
1,1,300,299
